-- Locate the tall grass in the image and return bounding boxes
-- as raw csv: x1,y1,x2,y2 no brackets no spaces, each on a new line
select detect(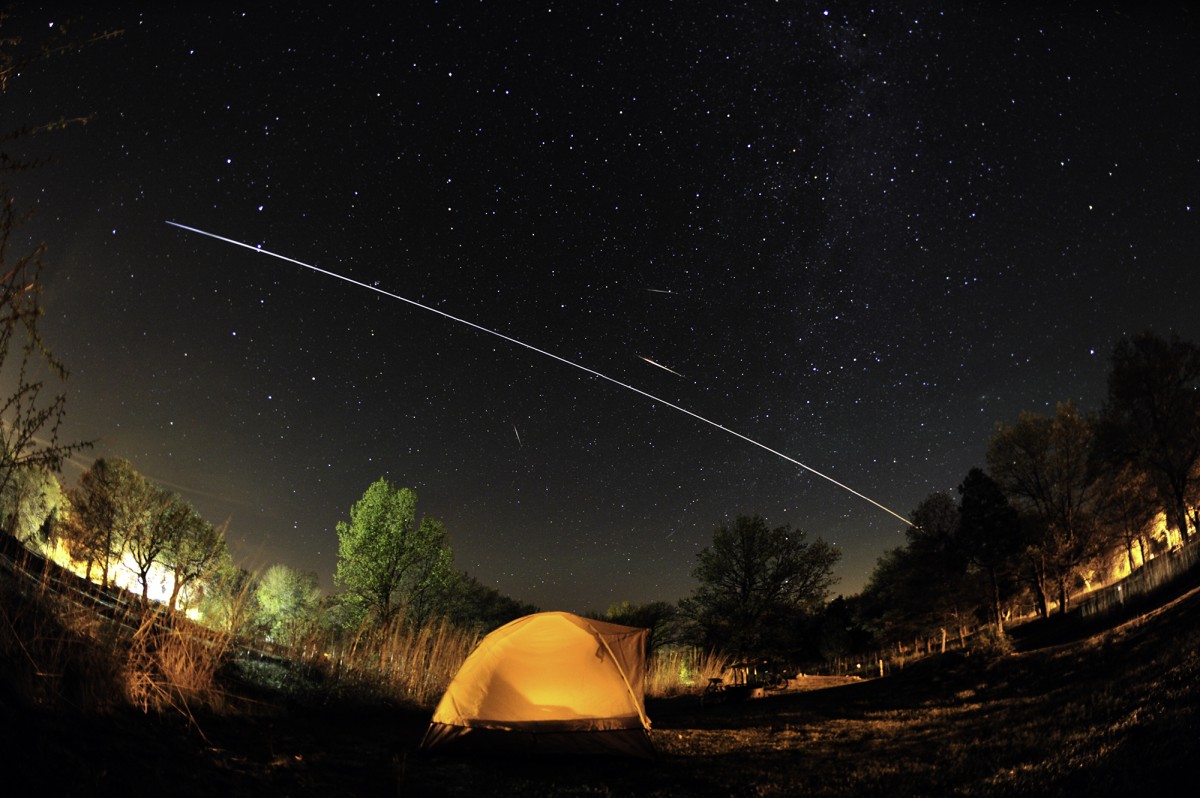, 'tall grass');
0,575,120,711
646,647,730,698
300,611,481,707
0,550,233,718
123,608,233,715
